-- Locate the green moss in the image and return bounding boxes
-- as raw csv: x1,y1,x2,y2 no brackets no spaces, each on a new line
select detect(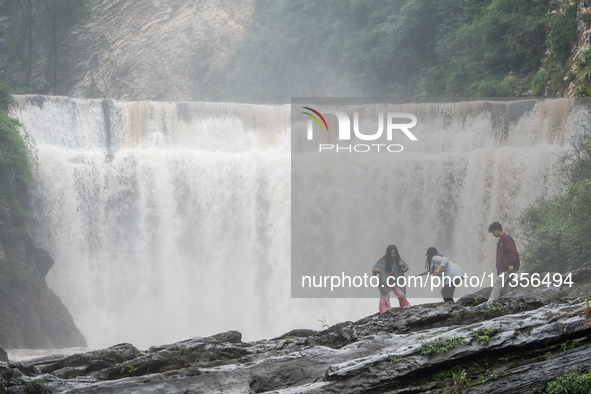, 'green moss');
419,335,466,355
23,378,48,392
0,82,36,229
474,327,499,345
